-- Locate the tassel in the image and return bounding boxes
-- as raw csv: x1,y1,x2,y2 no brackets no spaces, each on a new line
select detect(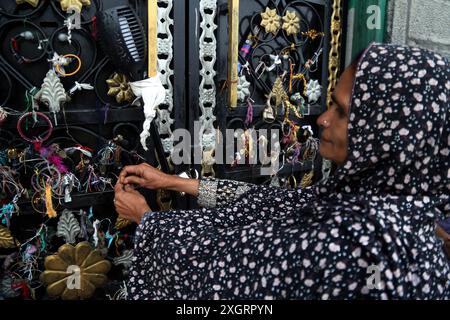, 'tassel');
45,183,57,219
240,43,252,58
245,99,253,127
300,170,314,189
35,144,68,173
93,219,100,248
292,144,301,163
47,154,68,174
